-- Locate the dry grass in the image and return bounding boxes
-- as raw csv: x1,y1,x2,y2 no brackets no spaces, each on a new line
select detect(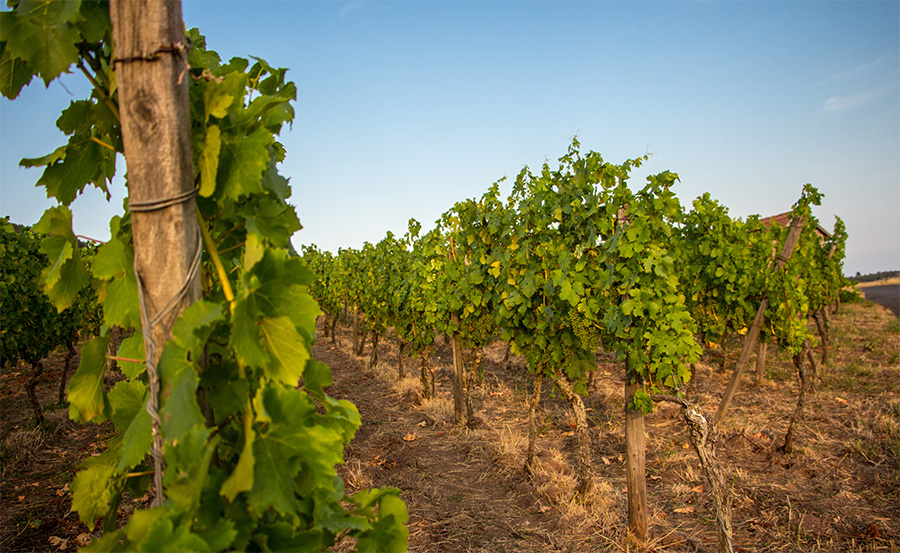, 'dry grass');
0,428,45,479
314,302,900,552
415,394,455,424
855,276,900,288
